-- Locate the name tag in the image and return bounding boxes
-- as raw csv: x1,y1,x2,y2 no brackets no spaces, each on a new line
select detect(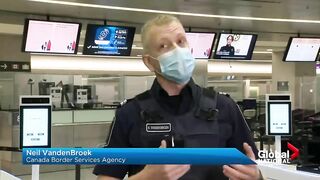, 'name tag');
146,123,171,133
